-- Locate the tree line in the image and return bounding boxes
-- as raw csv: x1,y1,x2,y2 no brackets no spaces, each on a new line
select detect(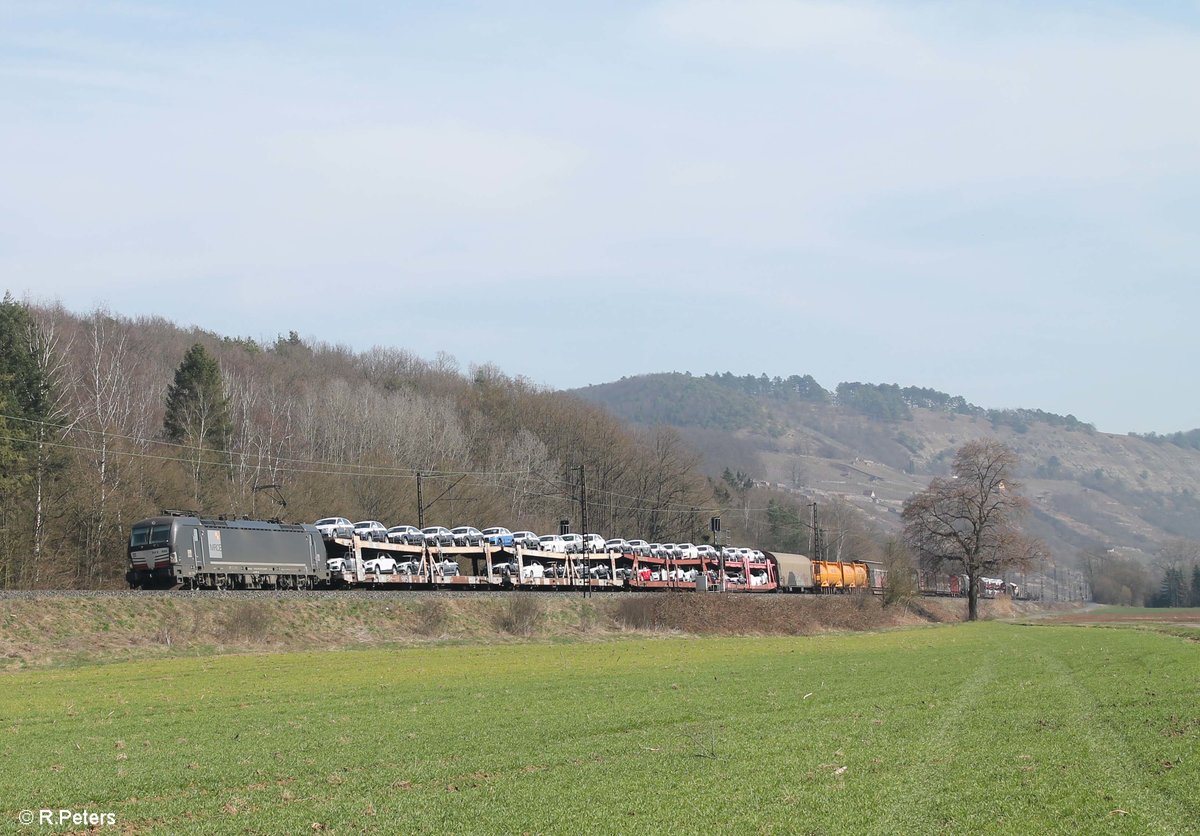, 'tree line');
0,298,715,588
